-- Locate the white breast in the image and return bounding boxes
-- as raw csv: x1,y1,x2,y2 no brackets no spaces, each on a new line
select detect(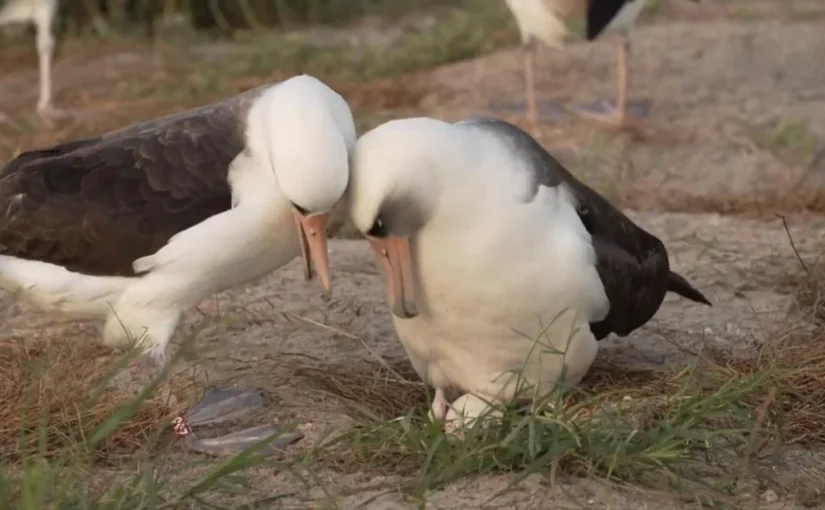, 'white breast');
392,147,609,401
